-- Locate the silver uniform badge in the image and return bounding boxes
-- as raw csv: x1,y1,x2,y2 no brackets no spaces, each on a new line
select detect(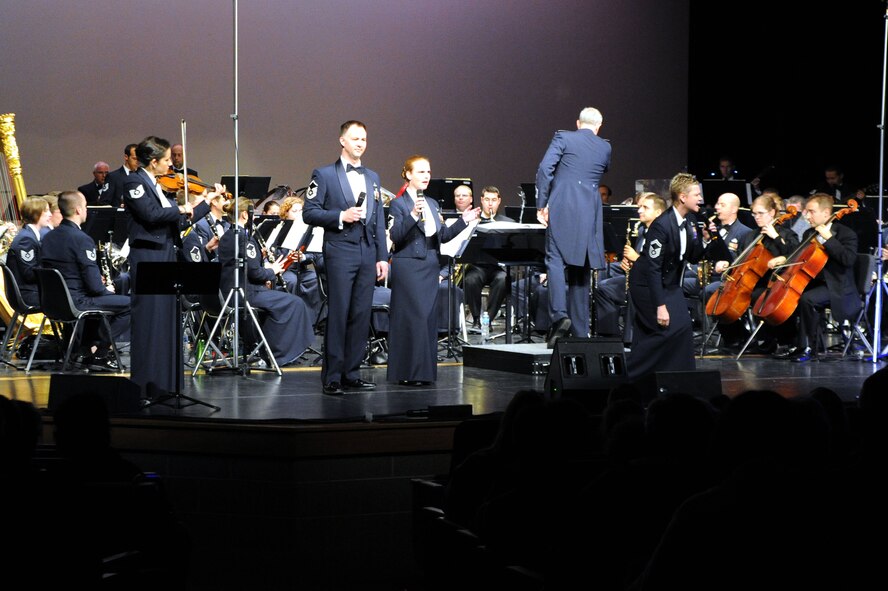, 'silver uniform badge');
190,246,202,262
649,239,662,259
86,248,97,261
129,185,145,199
20,248,35,262
246,243,257,259
306,180,318,200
